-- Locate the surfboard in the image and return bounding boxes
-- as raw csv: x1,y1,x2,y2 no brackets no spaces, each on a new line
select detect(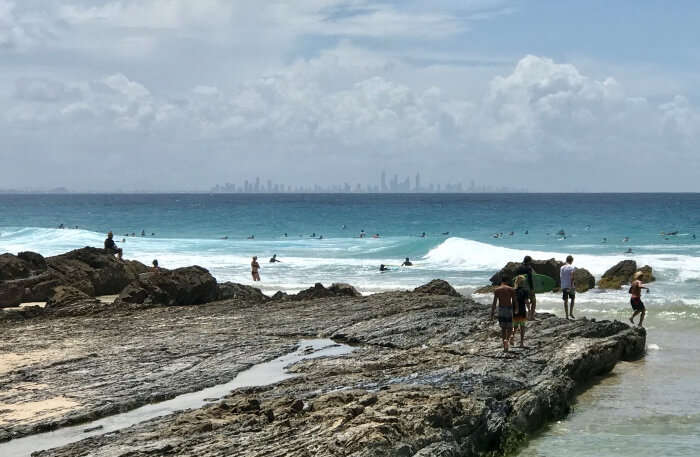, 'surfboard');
533,273,556,293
